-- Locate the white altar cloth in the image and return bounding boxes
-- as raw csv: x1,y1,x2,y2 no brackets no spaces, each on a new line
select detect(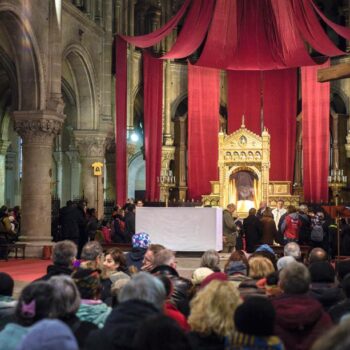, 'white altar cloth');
136,207,223,251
